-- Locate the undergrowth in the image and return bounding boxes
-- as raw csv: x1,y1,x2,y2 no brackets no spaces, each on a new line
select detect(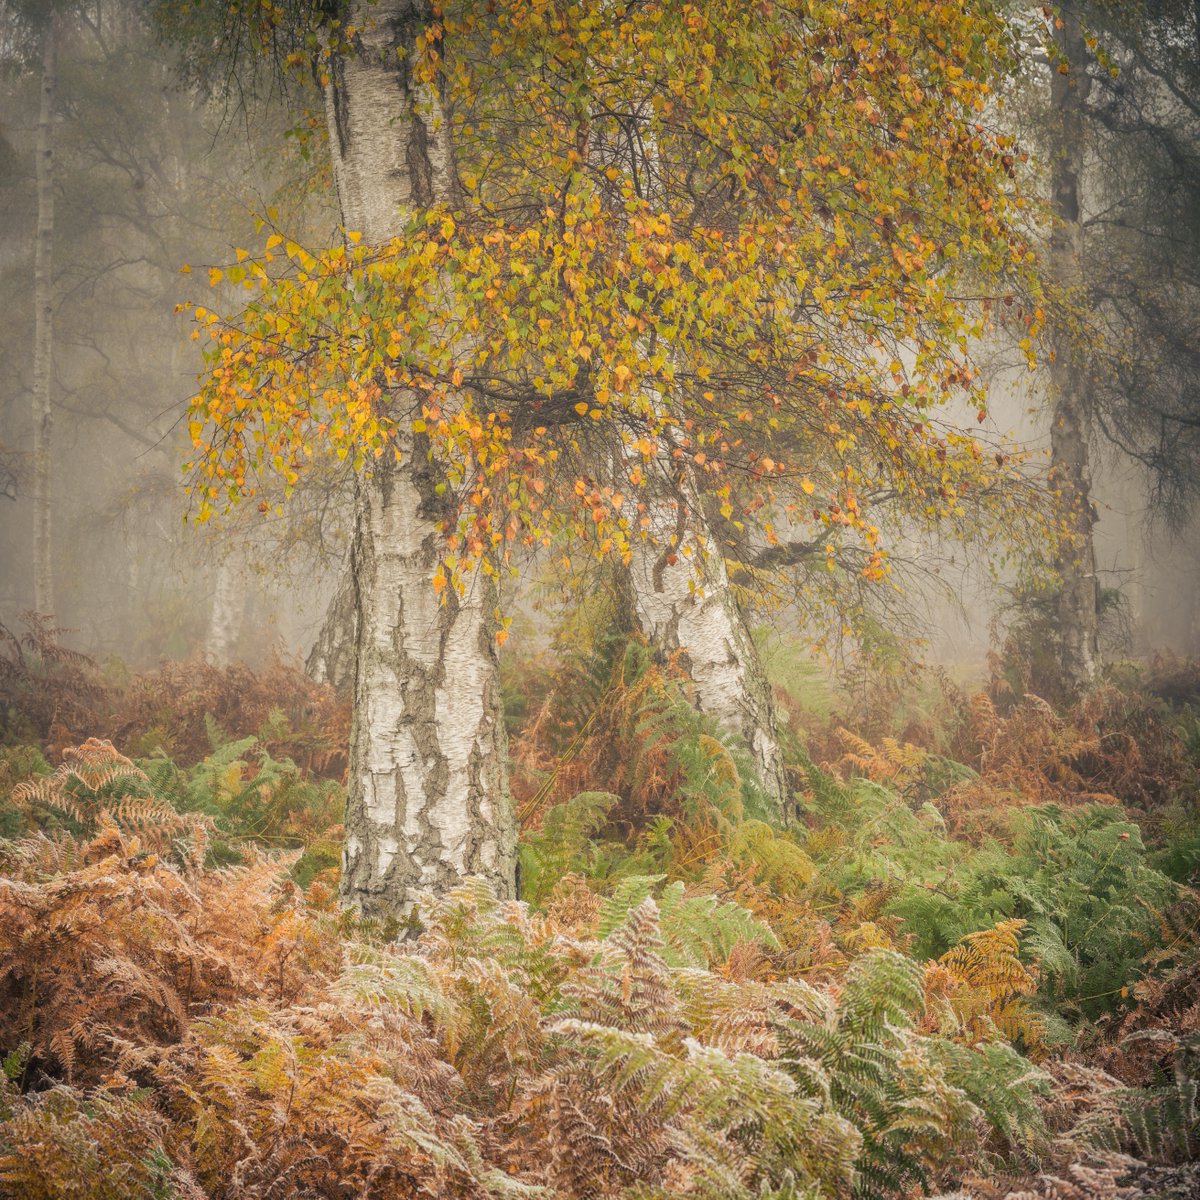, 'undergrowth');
0,768,1069,1199
0,603,1197,1196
